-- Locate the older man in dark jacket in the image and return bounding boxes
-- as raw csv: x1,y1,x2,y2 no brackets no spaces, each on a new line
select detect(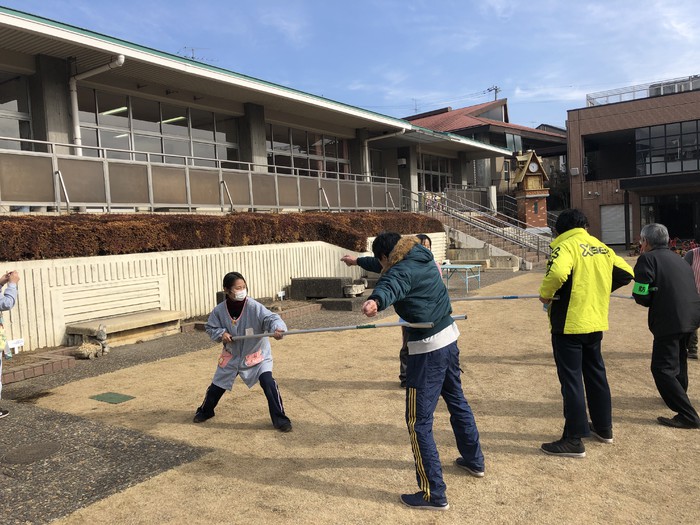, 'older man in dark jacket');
345,232,483,511
633,223,700,429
